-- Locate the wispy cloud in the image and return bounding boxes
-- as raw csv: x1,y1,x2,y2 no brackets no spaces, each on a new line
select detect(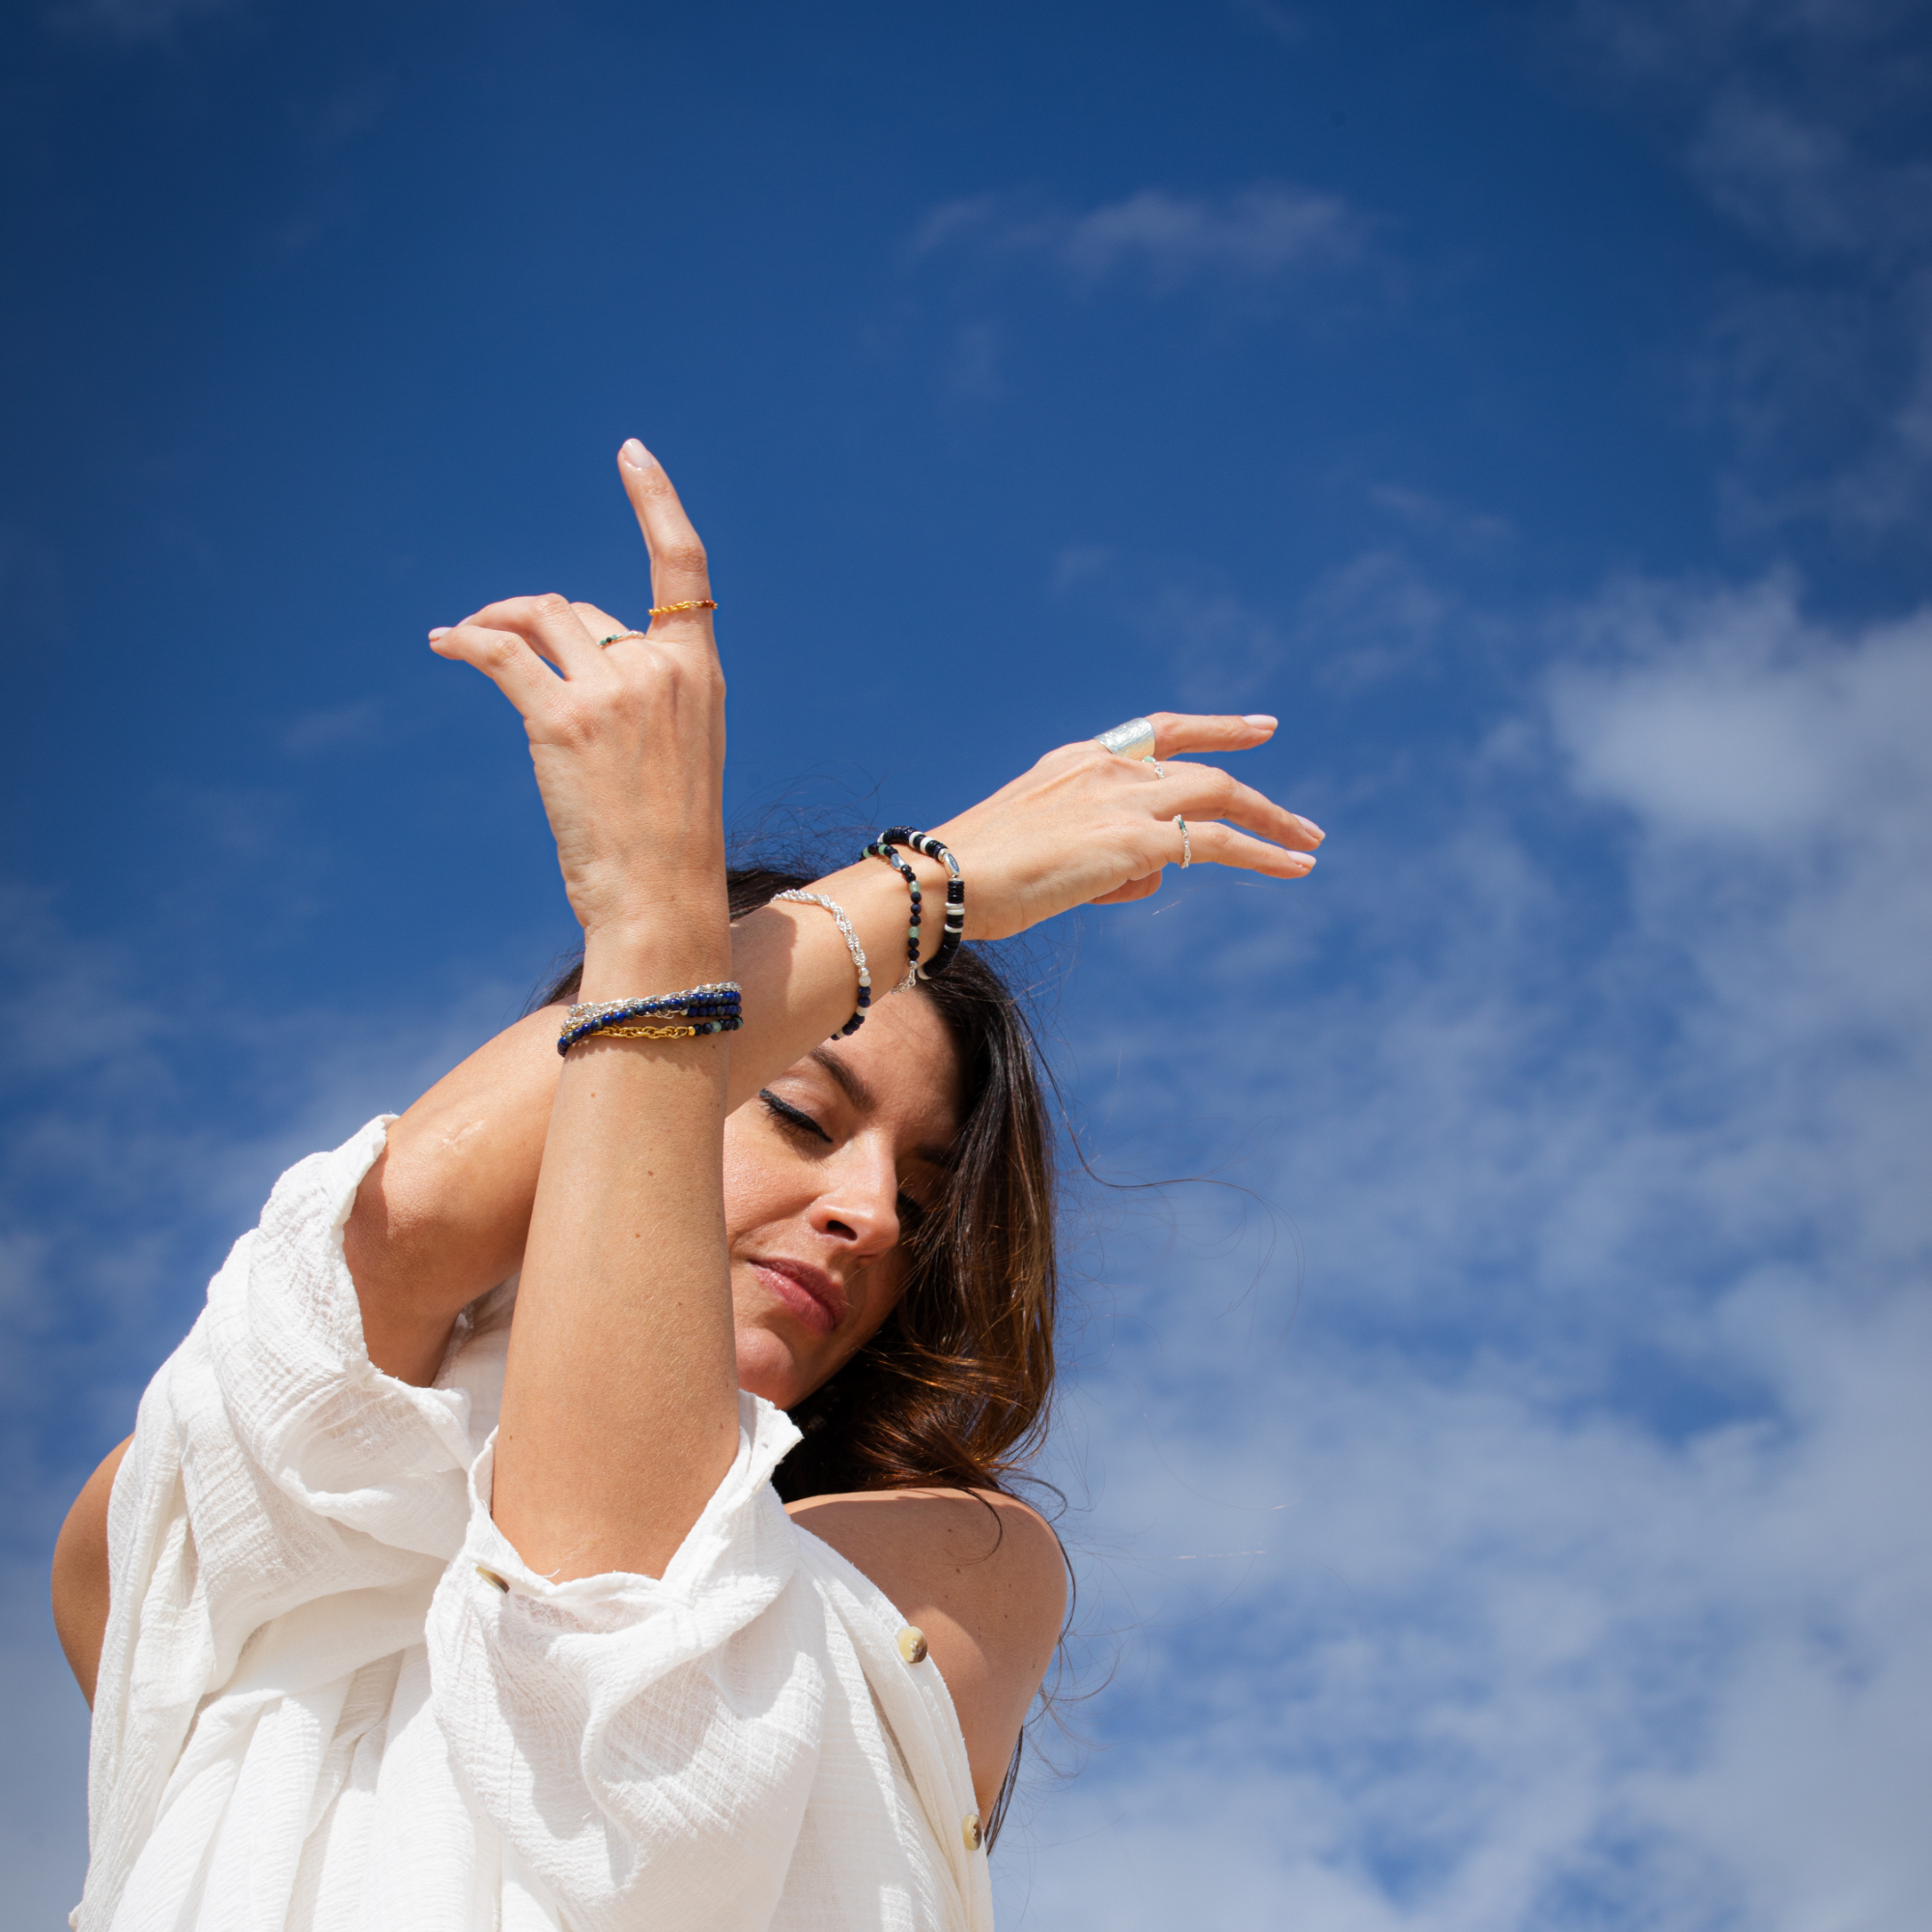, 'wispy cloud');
1050,517,1486,702
282,699,383,756
45,0,246,43
1689,89,1932,260
1225,0,1308,50
913,184,1369,295
1569,0,1932,541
